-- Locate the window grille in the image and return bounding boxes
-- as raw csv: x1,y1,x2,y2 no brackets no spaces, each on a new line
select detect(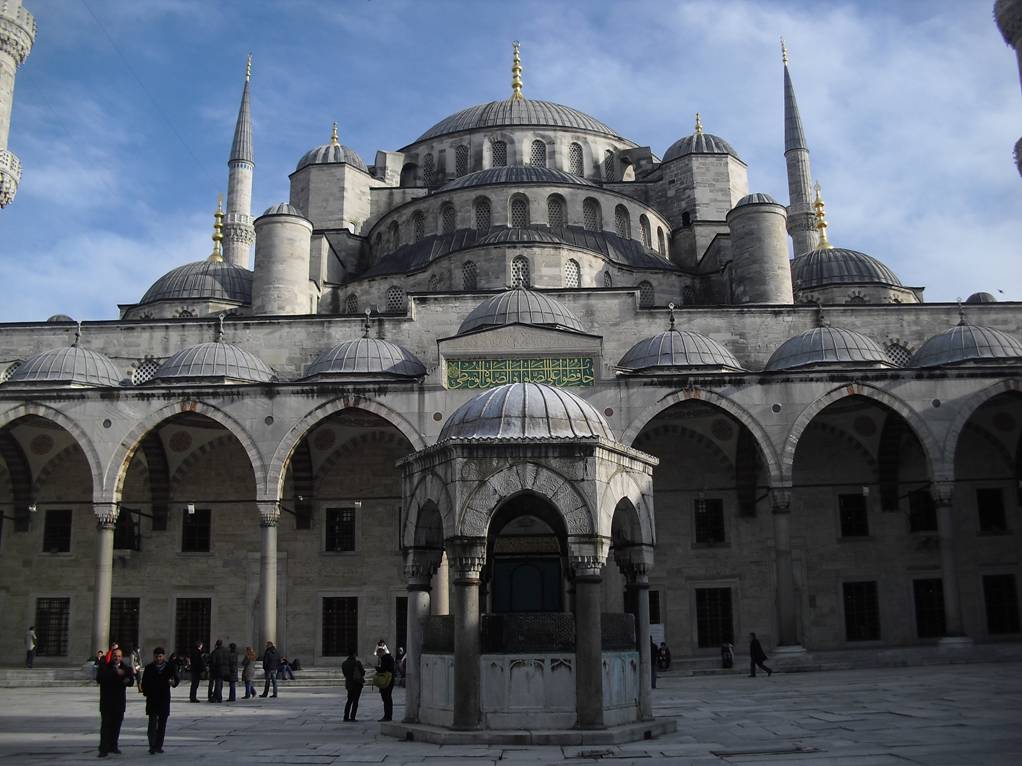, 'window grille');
615,205,630,238
110,597,140,653
176,309,193,318
322,597,358,657
603,271,613,288
1,360,22,382
474,198,491,232
530,140,546,167
421,153,434,186
386,286,406,313
131,358,161,385
885,342,911,366
510,196,529,228
456,145,469,176
640,215,651,247
174,598,210,658
583,198,601,231
35,598,70,656
462,261,478,290
428,274,441,291
564,259,580,288
913,578,946,638
389,221,400,251
603,150,615,181
569,143,584,176
326,508,356,552
638,281,654,308
344,294,358,314
511,256,530,288
182,508,211,552
491,140,507,167
440,204,456,234
695,587,733,648
42,509,72,553
547,195,565,231
657,227,666,256
984,574,1021,634
694,498,725,544
412,212,425,242
843,581,880,641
